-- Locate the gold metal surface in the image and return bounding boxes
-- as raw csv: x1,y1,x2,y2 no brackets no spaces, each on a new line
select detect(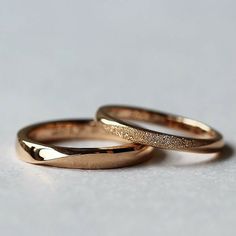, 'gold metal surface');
17,119,153,169
96,105,224,153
